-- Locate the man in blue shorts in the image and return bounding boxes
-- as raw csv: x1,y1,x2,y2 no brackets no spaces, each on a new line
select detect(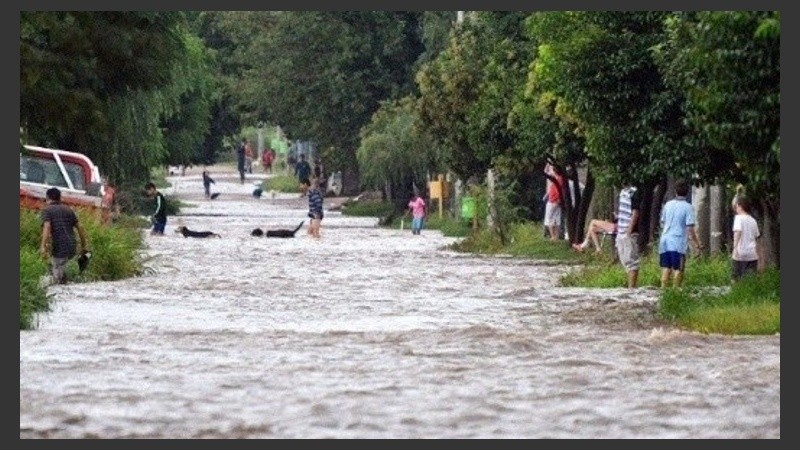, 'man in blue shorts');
658,180,703,288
